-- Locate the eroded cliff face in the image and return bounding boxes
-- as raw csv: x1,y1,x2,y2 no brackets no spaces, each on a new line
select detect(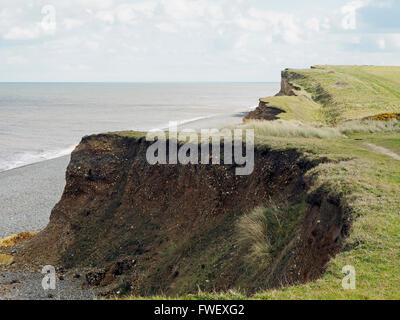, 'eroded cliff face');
243,100,286,122
244,70,301,121
276,70,302,96
16,134,350,295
